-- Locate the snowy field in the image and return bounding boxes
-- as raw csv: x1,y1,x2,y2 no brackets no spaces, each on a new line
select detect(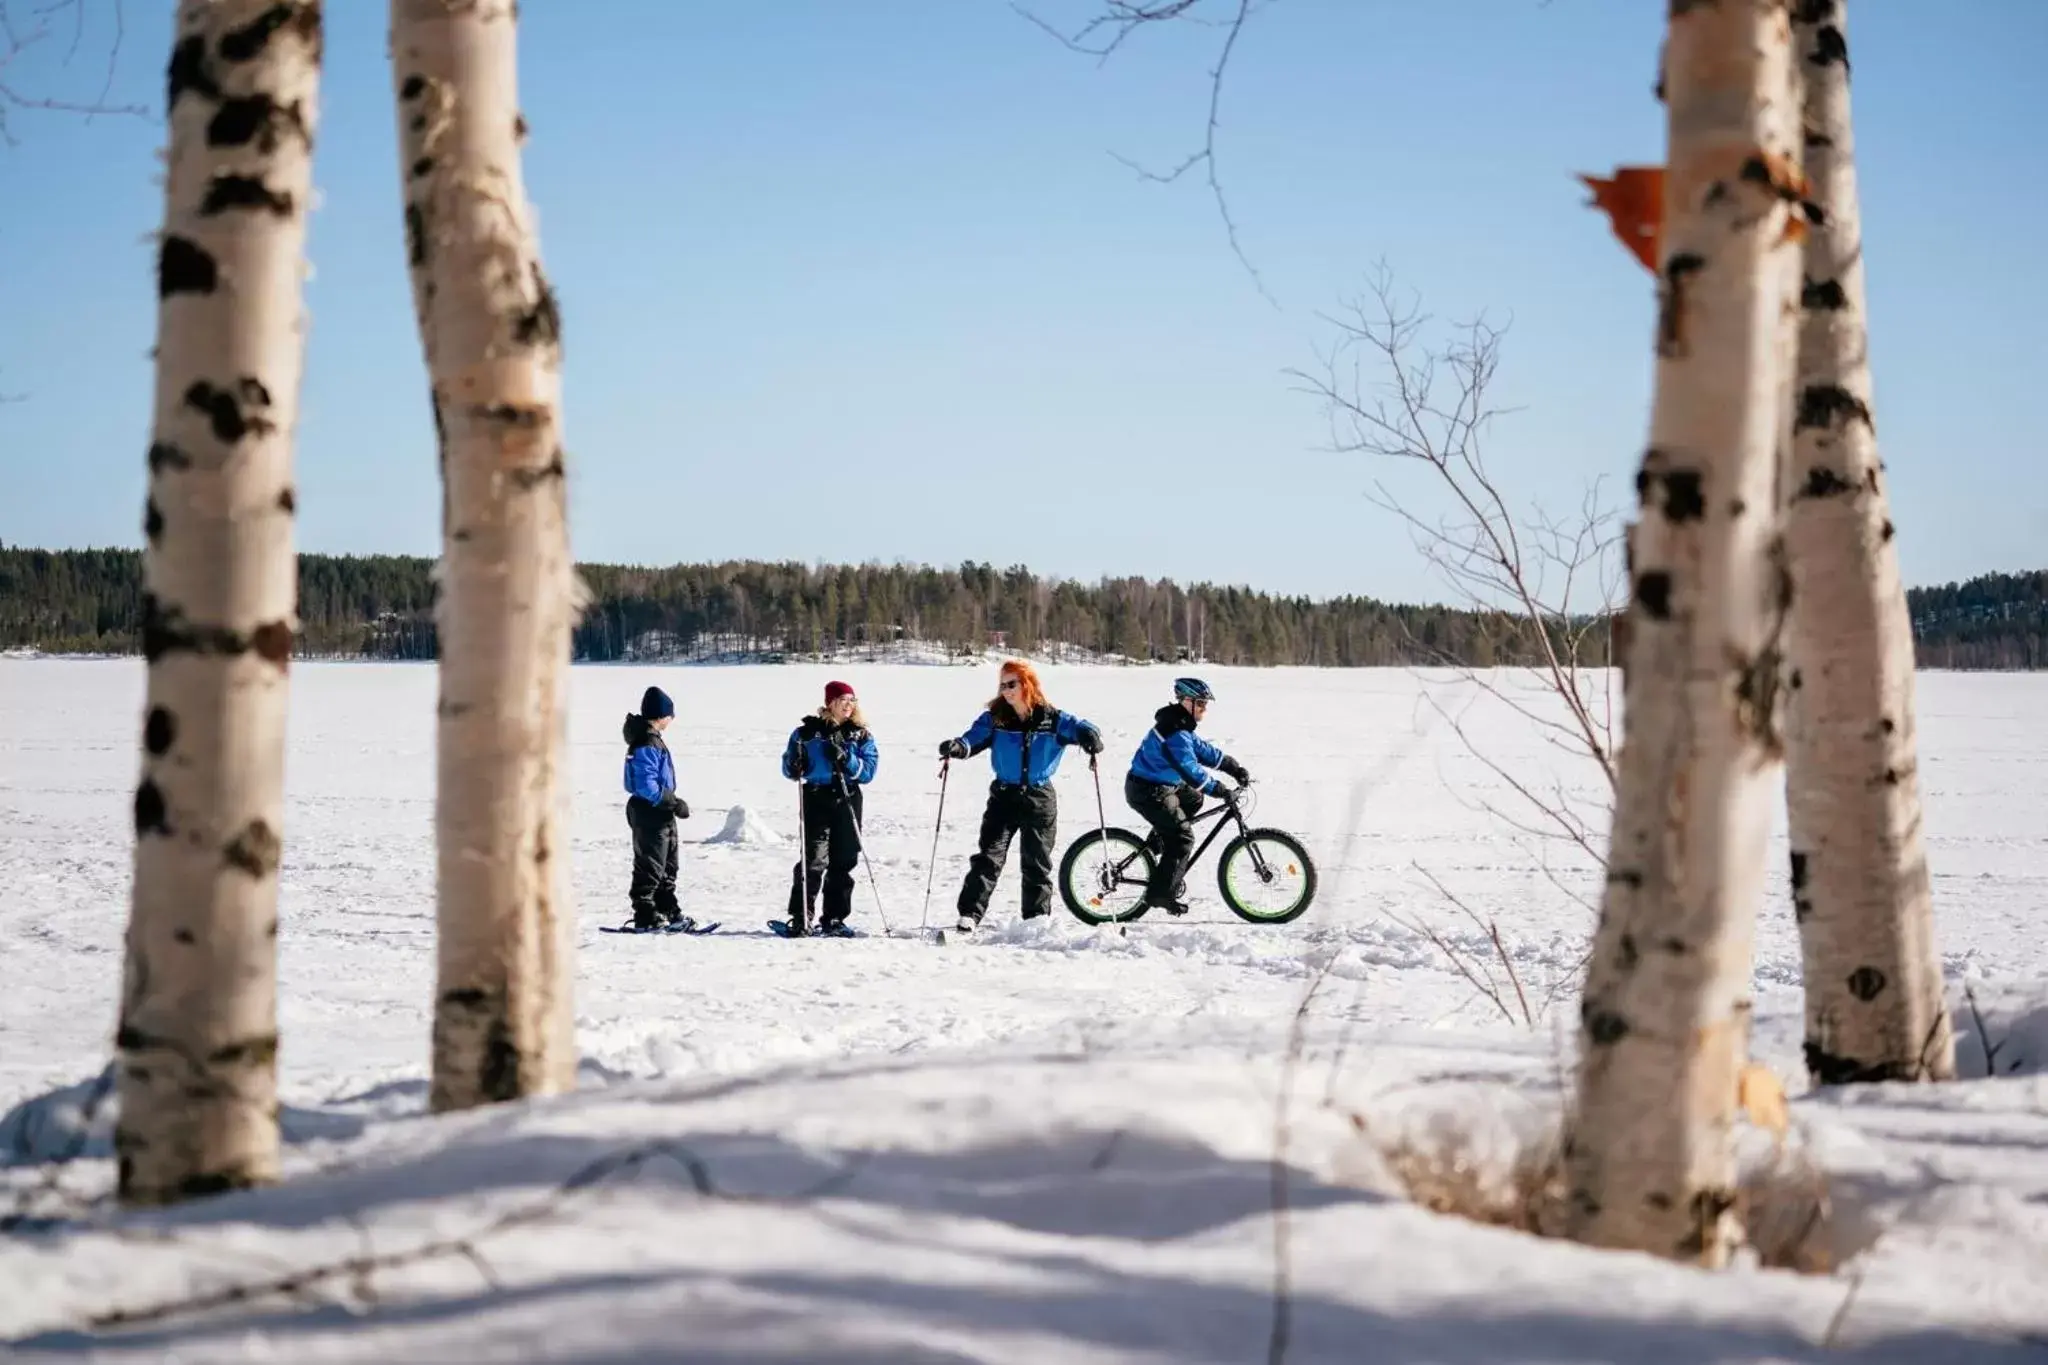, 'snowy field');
2,658,2046,1361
